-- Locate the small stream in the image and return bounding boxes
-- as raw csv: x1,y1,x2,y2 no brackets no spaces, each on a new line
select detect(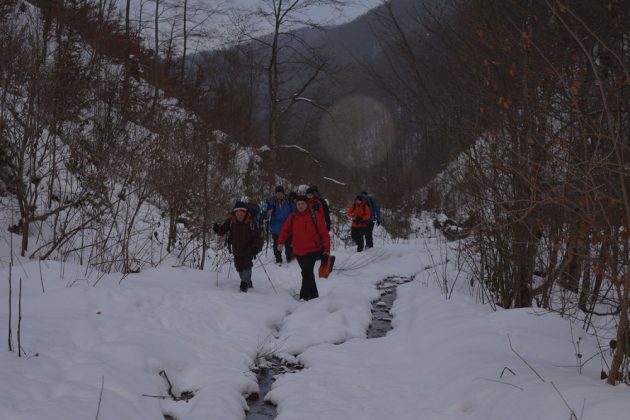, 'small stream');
245,275,414,419
368,276,414,339
245,358,302,419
